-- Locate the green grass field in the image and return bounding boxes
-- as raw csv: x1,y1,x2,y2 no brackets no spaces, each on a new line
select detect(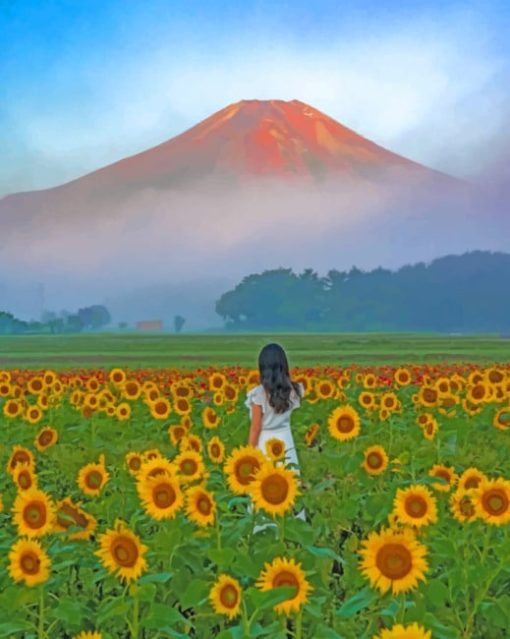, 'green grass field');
0,332,509,369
